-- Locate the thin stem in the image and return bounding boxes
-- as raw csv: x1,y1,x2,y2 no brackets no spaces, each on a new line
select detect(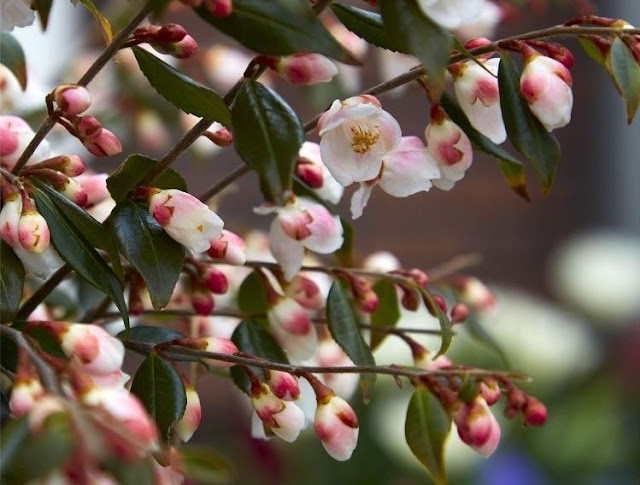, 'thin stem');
11,2,154,175
123,339,530,381
79,295,113,323
198,165,251,202
16,265,72,321
0,325,63,394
